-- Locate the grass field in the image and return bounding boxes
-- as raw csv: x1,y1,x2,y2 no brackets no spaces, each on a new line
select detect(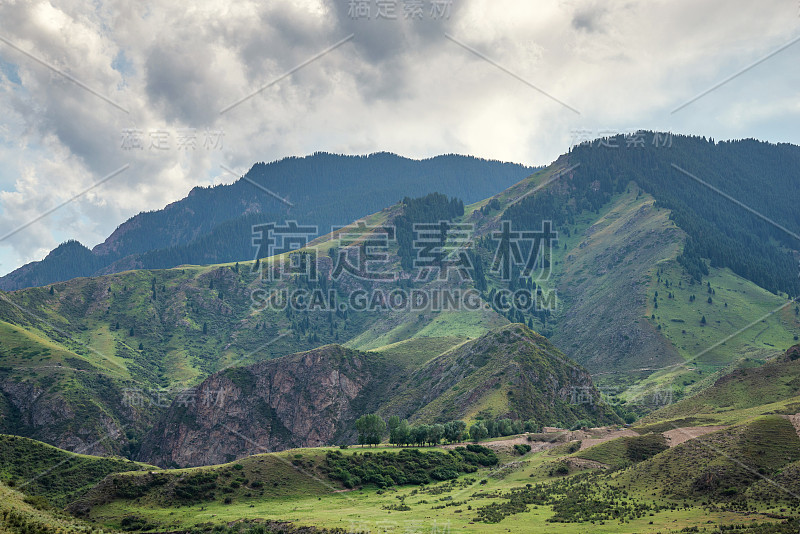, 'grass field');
74,433,800,534
0,482,99,534
647,260,799,367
